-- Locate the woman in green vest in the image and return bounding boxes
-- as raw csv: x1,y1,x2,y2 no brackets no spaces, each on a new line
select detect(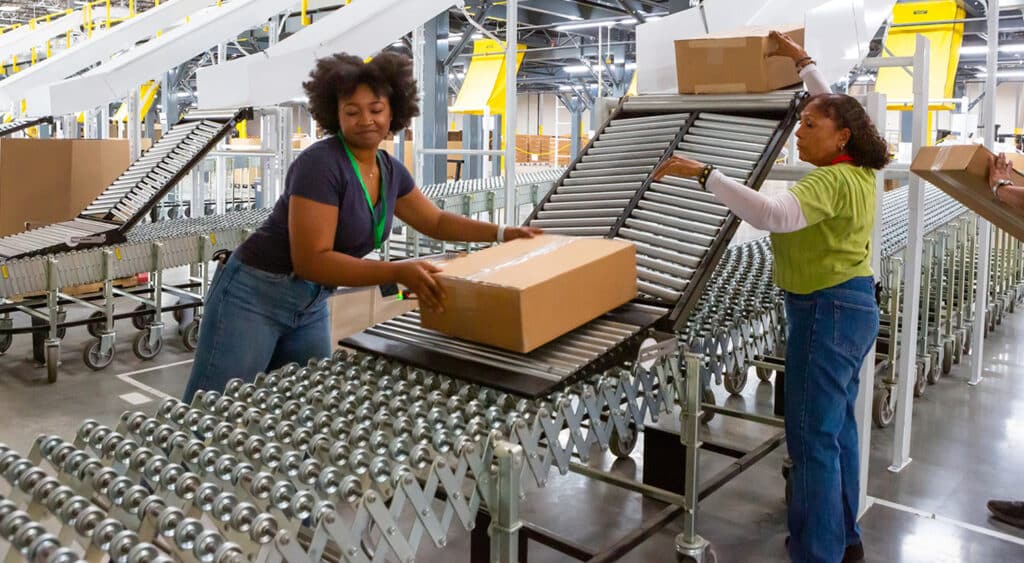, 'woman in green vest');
654,32,888,563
